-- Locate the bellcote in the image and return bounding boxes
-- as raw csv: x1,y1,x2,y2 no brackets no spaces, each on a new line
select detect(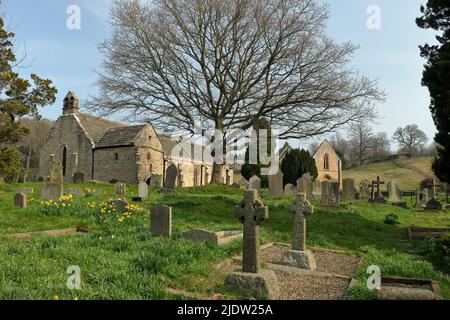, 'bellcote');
63,91,79,115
